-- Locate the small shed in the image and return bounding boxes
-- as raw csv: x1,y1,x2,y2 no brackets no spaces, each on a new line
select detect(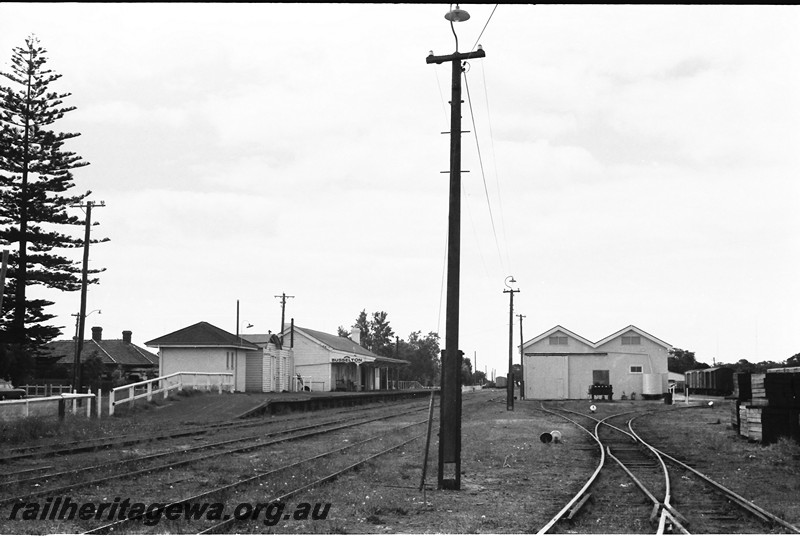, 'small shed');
146,321,260,392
